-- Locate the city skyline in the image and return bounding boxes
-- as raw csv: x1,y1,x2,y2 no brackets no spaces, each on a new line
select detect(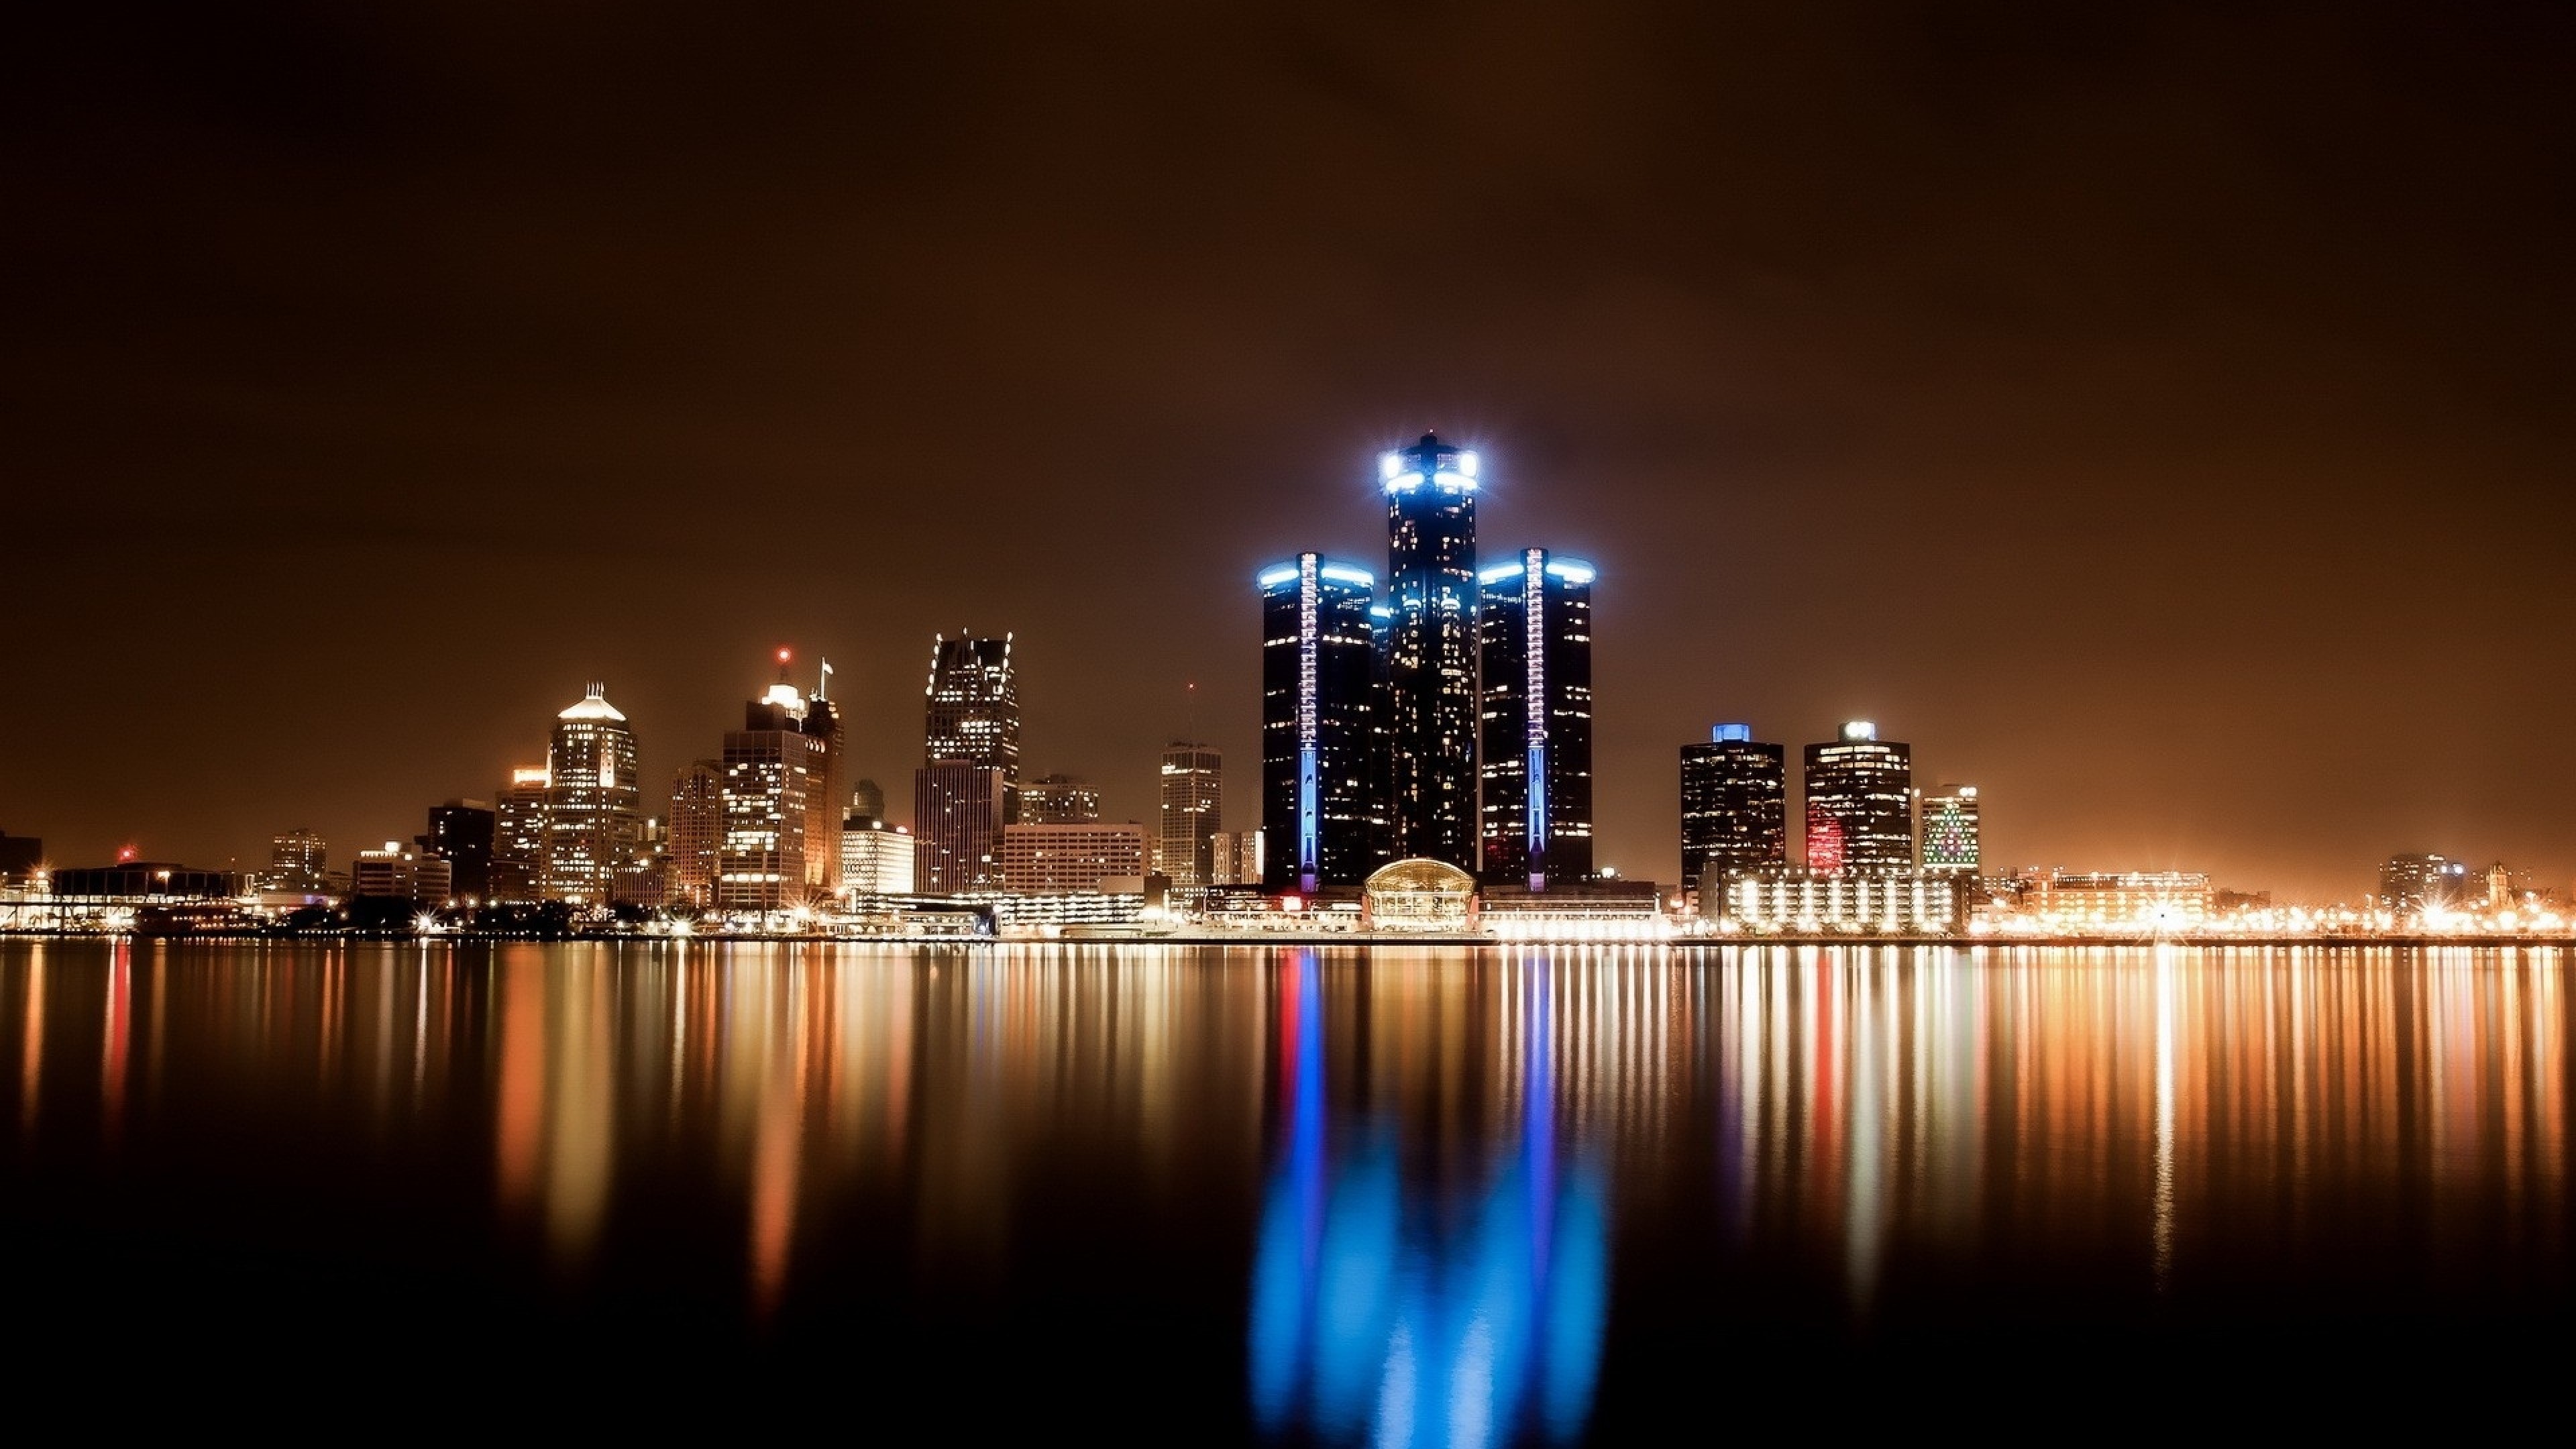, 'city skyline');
4,10,2568,900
